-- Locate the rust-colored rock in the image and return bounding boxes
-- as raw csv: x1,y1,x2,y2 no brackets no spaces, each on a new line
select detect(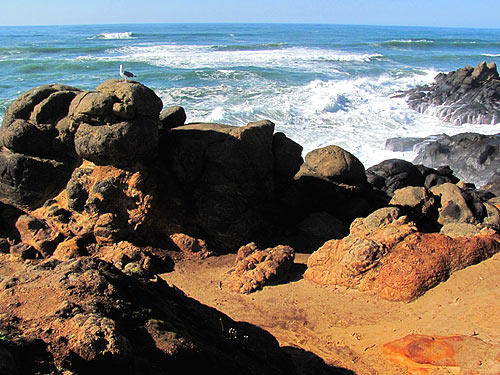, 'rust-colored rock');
228,242,295,294
304,207,500,301
383,334,500,375
0,257,294,374
169,233,212,260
